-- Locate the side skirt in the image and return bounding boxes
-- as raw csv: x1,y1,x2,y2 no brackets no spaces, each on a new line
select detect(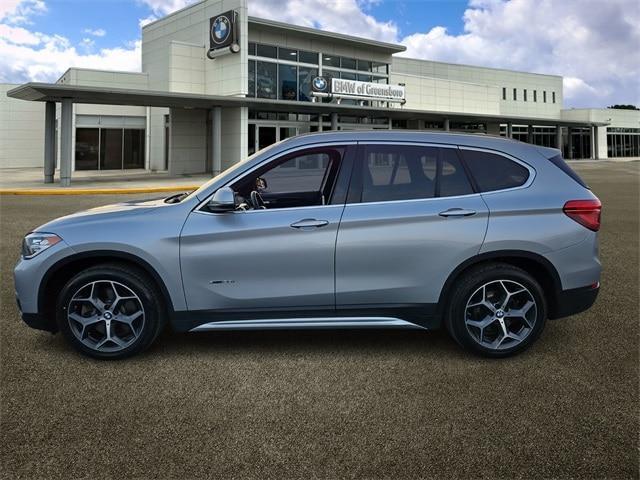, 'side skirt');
189,317,427,332
170,304,440,333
